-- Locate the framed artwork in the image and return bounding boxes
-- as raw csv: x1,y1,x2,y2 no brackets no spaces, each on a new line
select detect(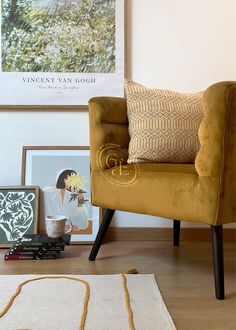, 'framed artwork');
0,0,124,108
0,186,39,247
22,146,100,243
